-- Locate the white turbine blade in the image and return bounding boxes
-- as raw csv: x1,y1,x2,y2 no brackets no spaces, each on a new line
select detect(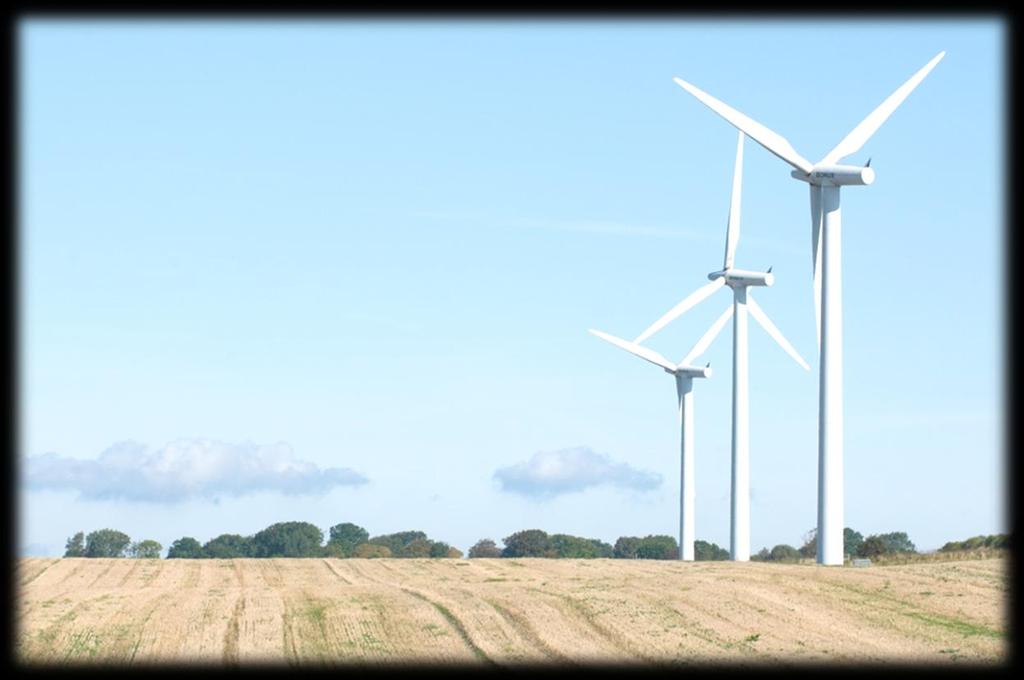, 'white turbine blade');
588,329,676,372
810,185,822,351
681,304,734,366
723,131,744,270
634,278,726,344
819,51,945,165
746,293,810,371
673,77,814,174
